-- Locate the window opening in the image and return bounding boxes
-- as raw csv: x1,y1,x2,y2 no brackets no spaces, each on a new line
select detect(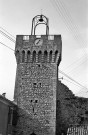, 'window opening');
44,50,48,62
32,51,36,62
38,51,42,62
49,50,52,62
27,51,31,62
22,50,25,62
54,50,58,62
33,83,37,88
